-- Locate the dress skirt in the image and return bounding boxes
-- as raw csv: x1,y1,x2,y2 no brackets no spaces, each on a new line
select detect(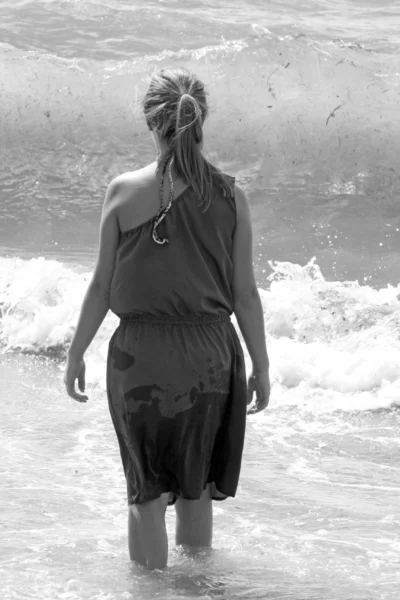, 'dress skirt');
106,313,247,505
